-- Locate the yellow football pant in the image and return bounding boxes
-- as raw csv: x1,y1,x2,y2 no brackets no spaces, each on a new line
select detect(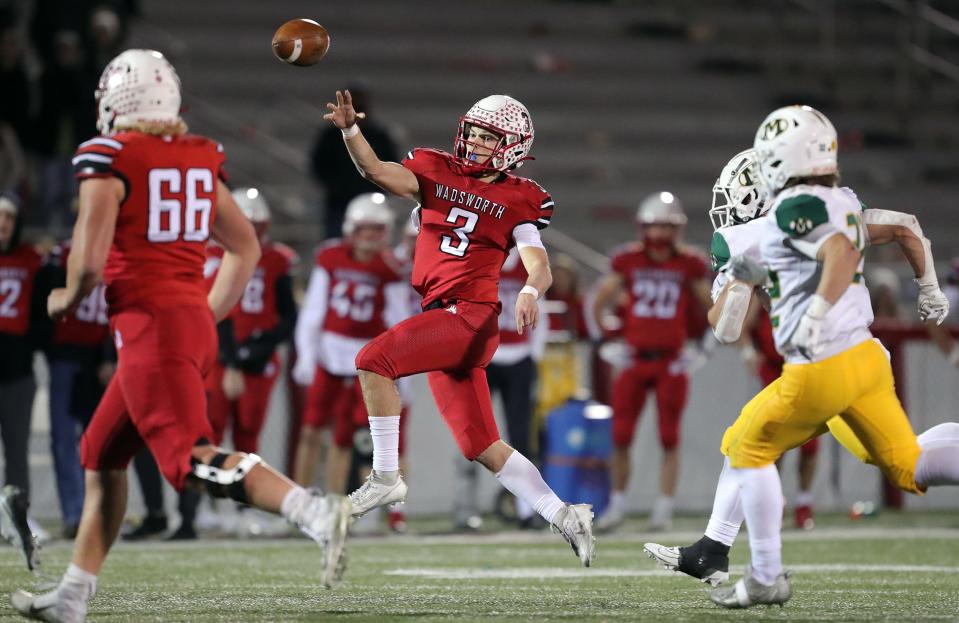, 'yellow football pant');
722,339,923,494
